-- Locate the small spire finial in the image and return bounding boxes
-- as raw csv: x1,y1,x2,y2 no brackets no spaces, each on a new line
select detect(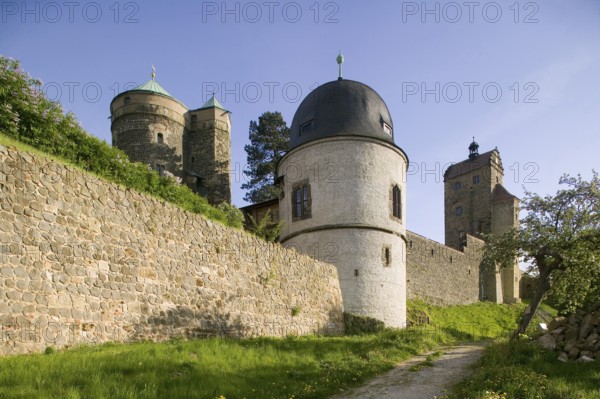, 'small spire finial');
151,65,156,80
336,51,344,80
